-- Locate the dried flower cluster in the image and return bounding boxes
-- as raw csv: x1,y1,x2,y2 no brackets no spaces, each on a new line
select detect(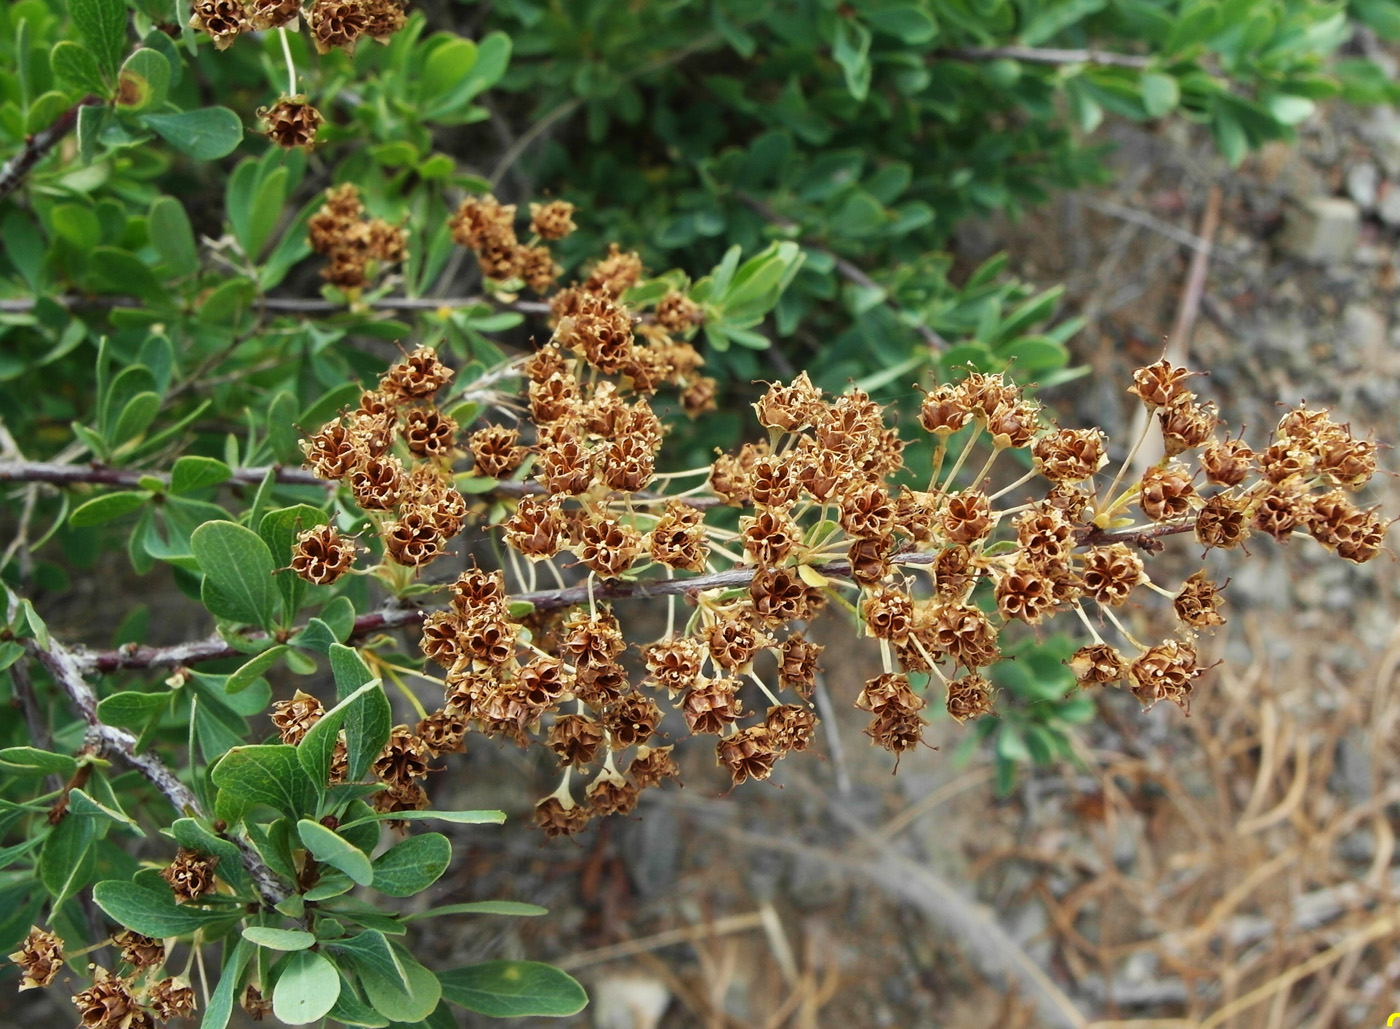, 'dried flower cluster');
8,926,196,1028
293,204,1390,834
307,184,408,293
447,195,579,294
